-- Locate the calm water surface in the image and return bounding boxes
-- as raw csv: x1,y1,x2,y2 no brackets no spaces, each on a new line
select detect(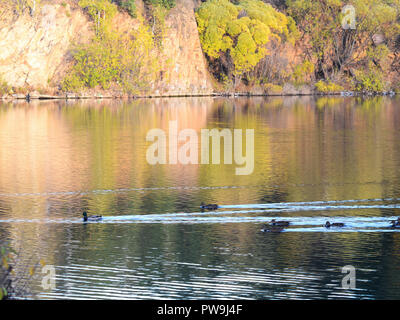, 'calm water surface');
1,96,400,299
